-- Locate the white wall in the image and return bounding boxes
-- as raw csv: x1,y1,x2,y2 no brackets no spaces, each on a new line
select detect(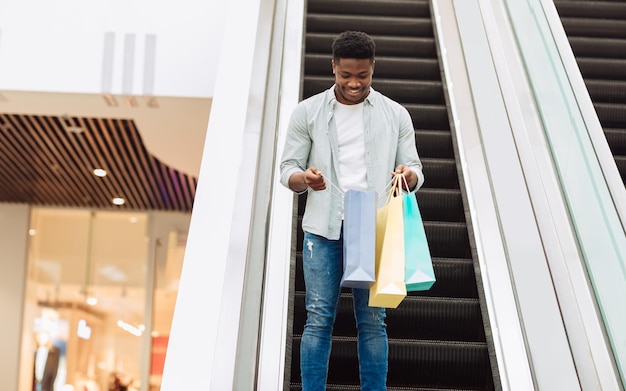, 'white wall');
0,203,30,391
0,0,228,98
